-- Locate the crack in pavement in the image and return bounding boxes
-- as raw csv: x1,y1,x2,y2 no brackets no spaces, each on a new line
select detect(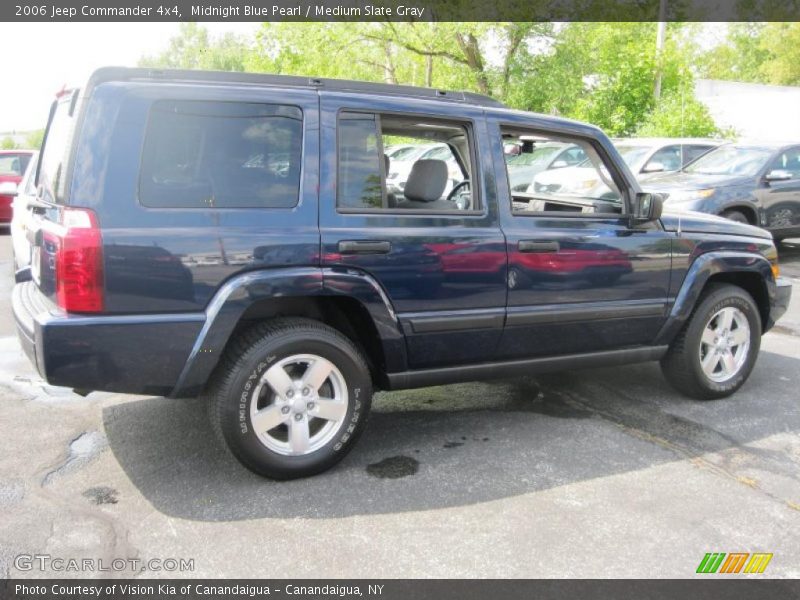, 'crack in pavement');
535,378,800,511
42,431,109,486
